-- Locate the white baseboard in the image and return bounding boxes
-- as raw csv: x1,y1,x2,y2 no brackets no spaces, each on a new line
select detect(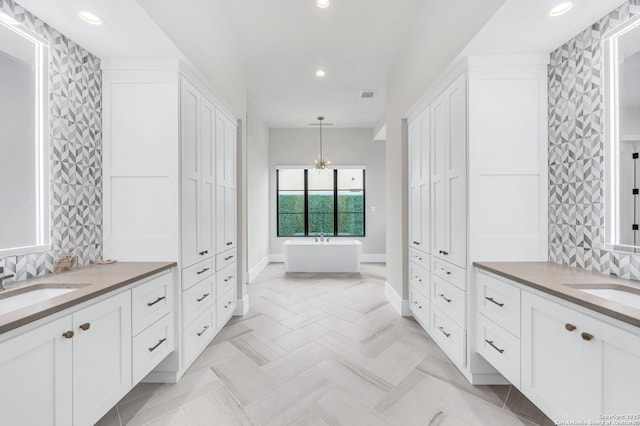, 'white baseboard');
234,294,250,316
384,282,411,317
362,254,386,263
248,256,270,282
268,253,385,263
